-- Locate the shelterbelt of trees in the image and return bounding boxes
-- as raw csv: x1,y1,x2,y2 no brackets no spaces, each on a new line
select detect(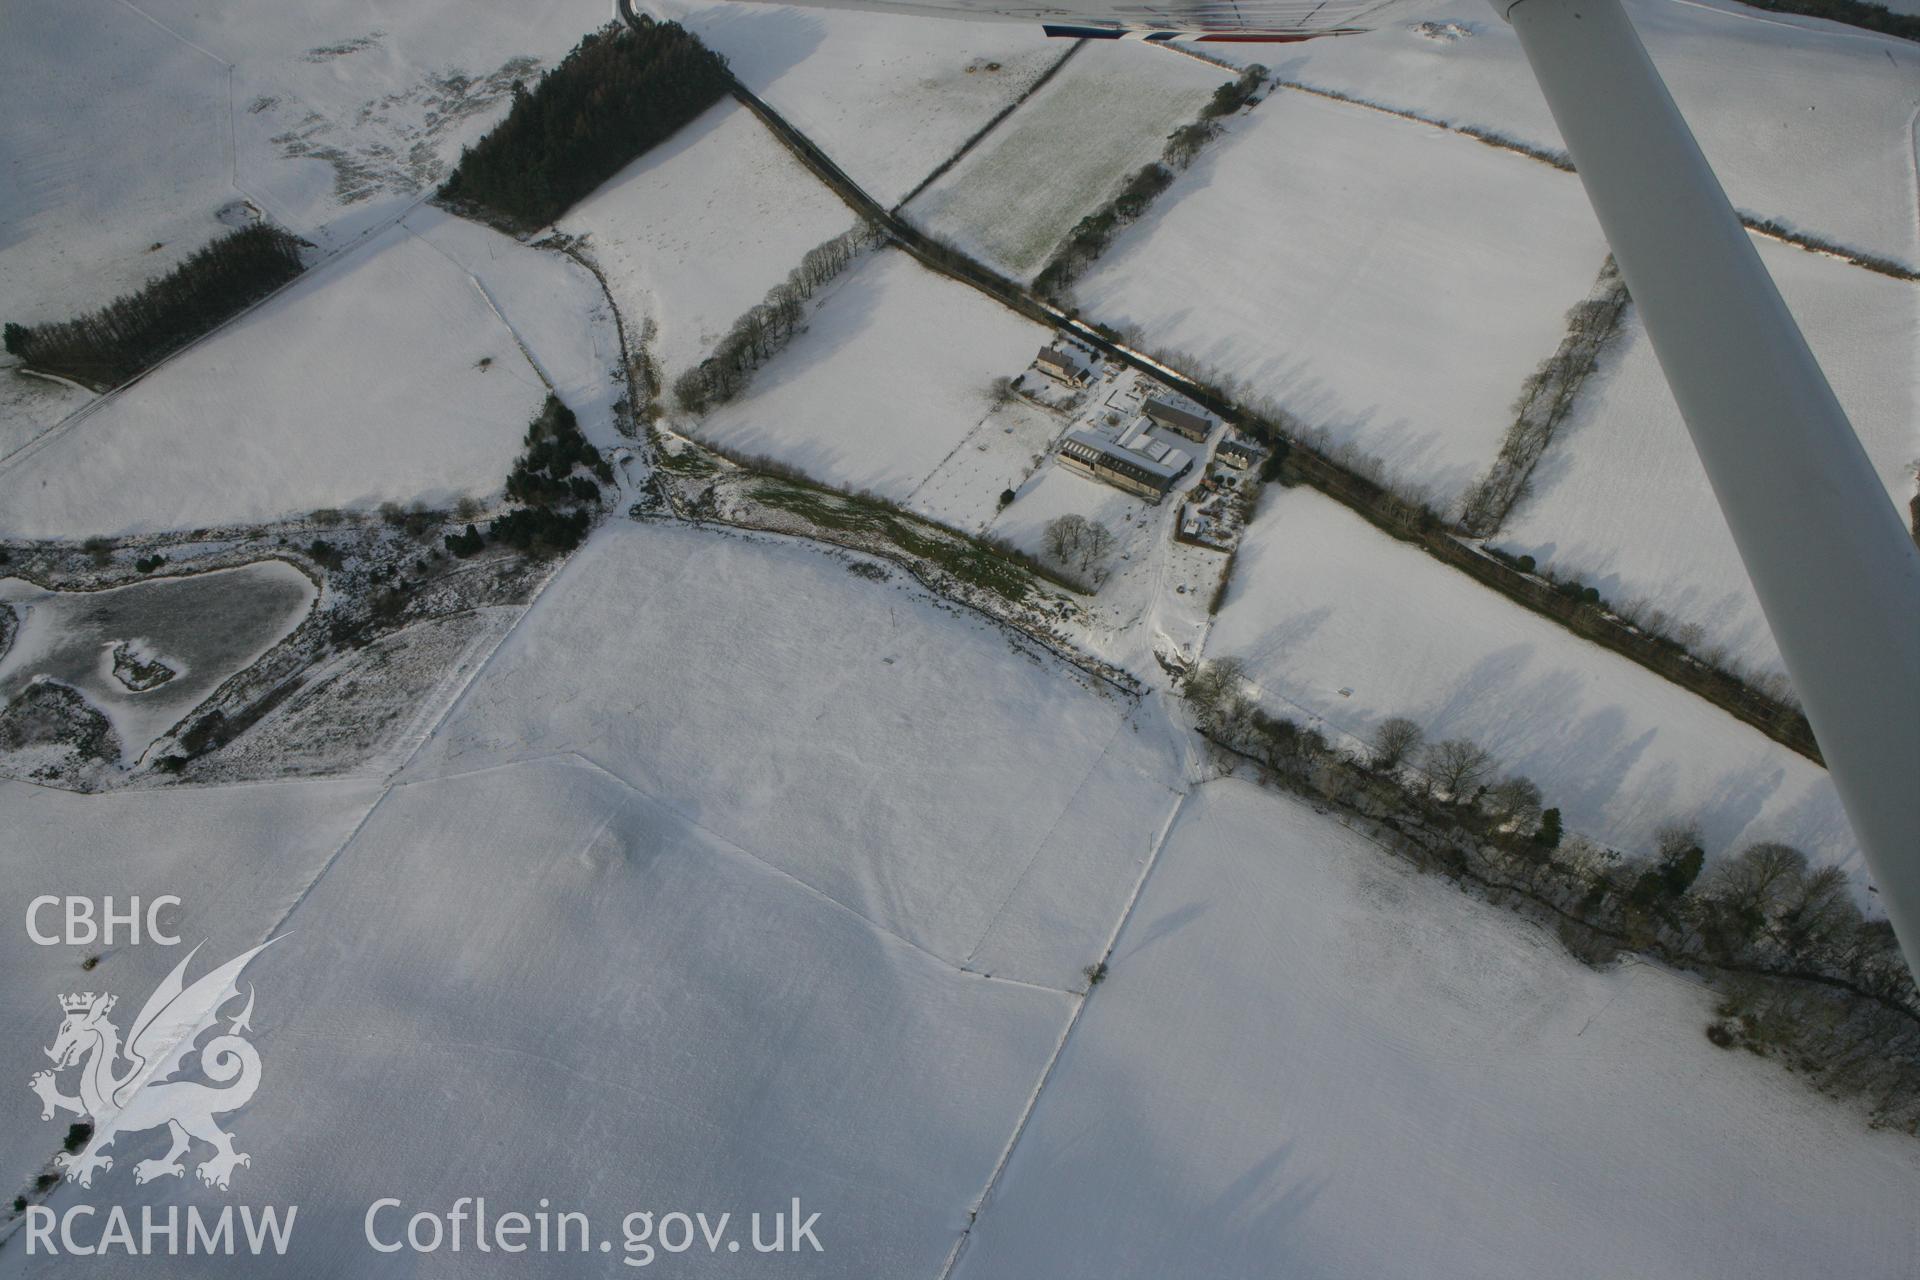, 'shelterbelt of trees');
440,20,732,230
4,226,306,391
